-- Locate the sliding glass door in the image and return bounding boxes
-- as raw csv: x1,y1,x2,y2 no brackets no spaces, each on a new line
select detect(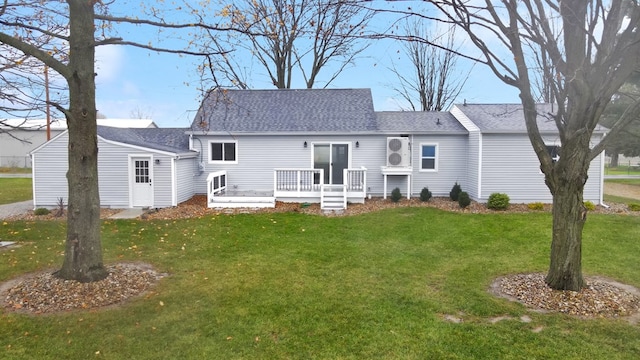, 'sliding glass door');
313,143,349,185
